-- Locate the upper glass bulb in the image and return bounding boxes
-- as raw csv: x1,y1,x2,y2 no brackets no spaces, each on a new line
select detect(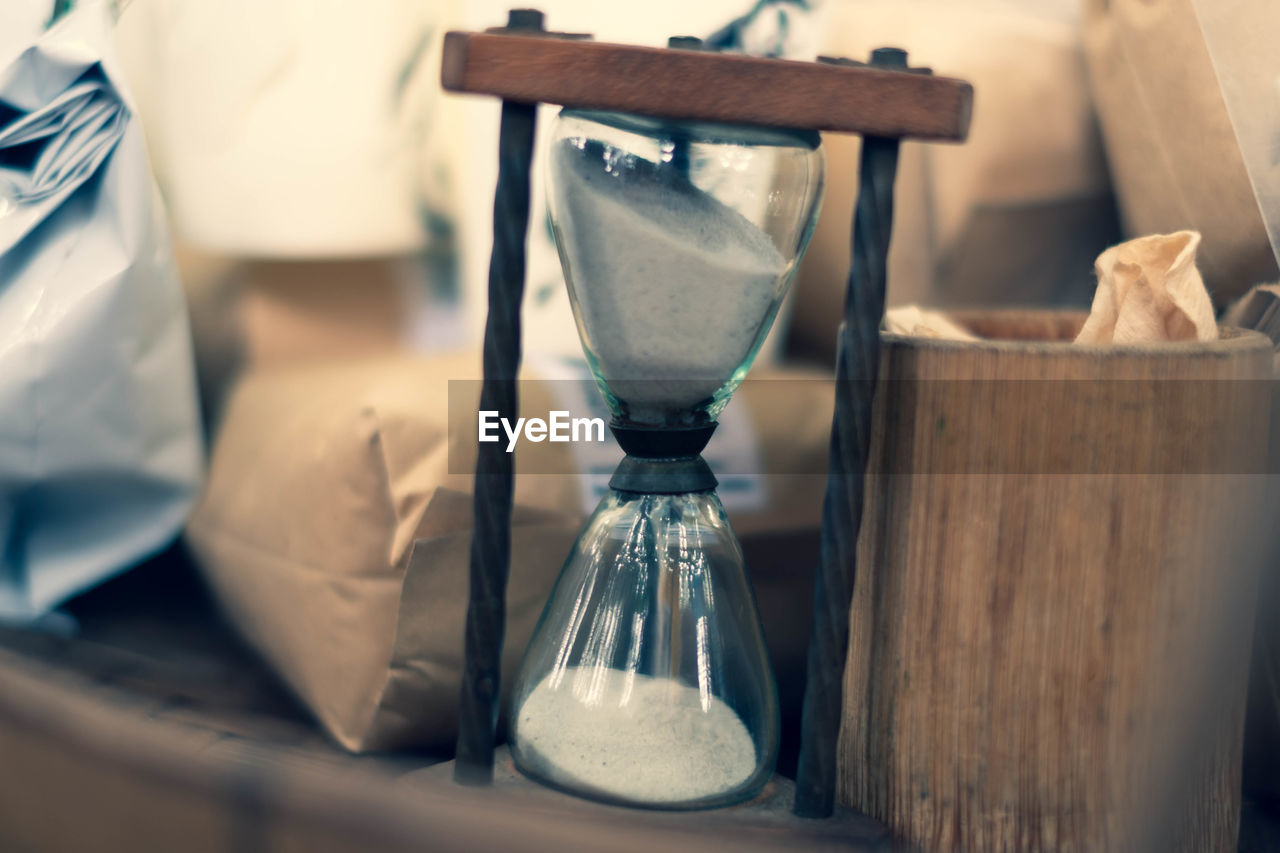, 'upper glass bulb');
547,109,825,427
